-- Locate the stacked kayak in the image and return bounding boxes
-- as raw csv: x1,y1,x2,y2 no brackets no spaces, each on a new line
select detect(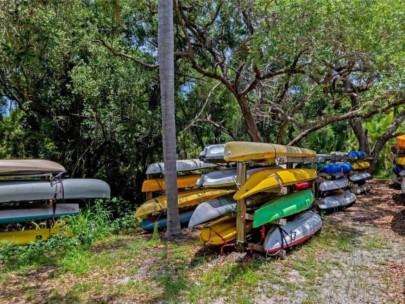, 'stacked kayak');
346,150,372,195
392,135,405,193
0,159,110,246
316,154,356,212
